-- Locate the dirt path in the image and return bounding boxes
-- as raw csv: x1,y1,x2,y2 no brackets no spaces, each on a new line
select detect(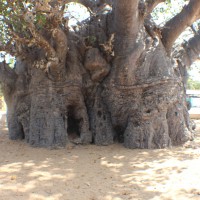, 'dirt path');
0,121,200,200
